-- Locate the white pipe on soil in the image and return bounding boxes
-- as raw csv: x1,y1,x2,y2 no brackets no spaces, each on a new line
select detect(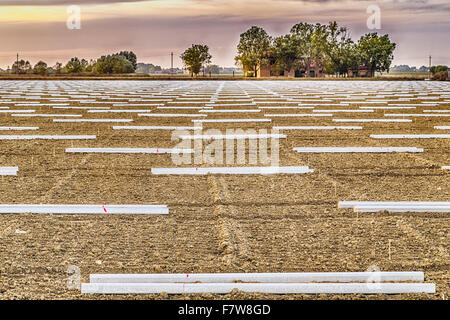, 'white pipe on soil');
0,204,168,215
81,282,435,294
89,271,425,283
